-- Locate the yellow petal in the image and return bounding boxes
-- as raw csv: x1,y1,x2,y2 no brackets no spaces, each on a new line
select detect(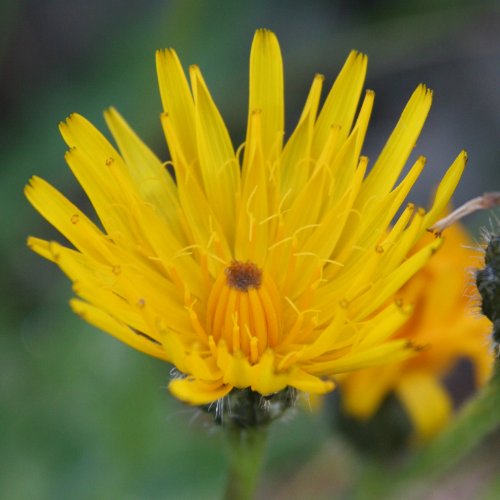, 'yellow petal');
156,48,200,181
280,74,324,199
424,151,467,228
160,112,232,271
288,369,335,394
341,363,402,419
396,372,452,442
216,342,254,388
27,237,54,262
183,347,222,382
50,241,193,337
250,350,288,395
235,111,269,264
25,176,113,262
354,238,443,318
309,339,413,375
312,51,367,157
374,205,426,279
168,377,232,405
351,89,375,159
246,29,284,165
357,300,413,347
70,299,169,361
103,107,186,243
357,84,432,206
189,65,239,242
60,118,139,241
